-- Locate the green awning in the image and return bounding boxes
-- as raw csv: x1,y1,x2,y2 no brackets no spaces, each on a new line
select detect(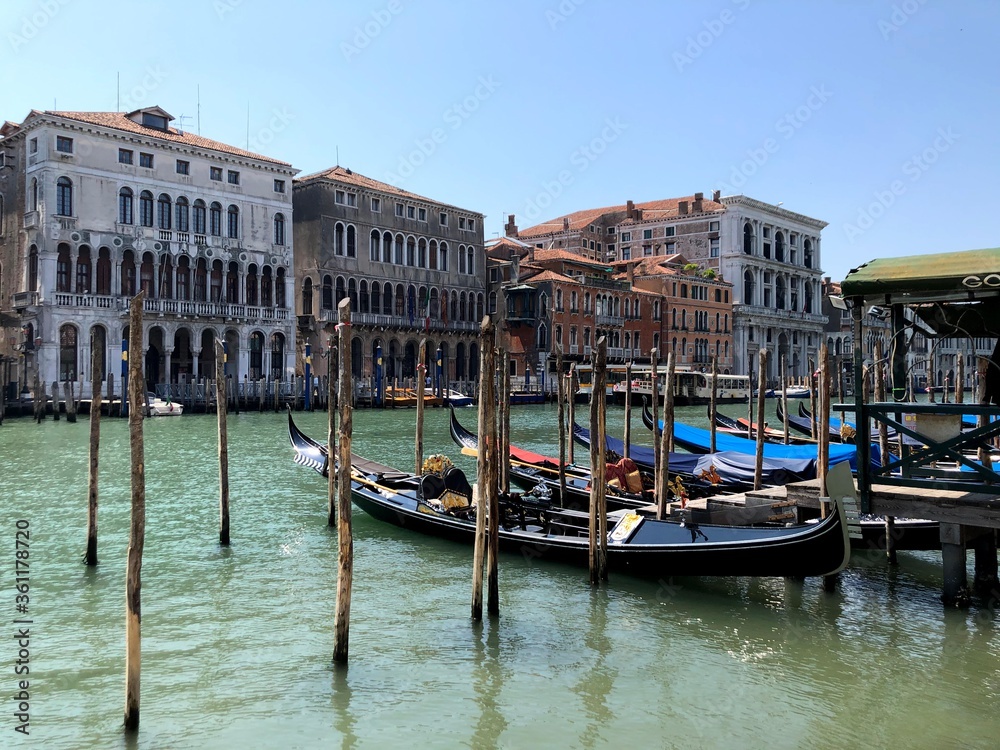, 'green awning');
841,247,1000,302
